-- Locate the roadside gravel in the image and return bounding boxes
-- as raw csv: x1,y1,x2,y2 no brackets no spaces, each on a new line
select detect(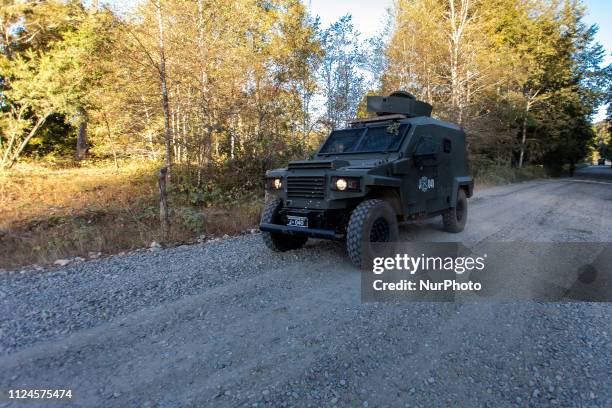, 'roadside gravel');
0,234,344,355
